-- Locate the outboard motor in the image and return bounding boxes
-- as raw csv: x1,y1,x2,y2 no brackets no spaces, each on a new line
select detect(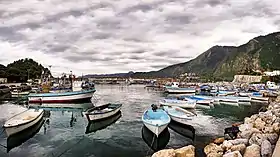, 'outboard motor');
151,104,158,112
